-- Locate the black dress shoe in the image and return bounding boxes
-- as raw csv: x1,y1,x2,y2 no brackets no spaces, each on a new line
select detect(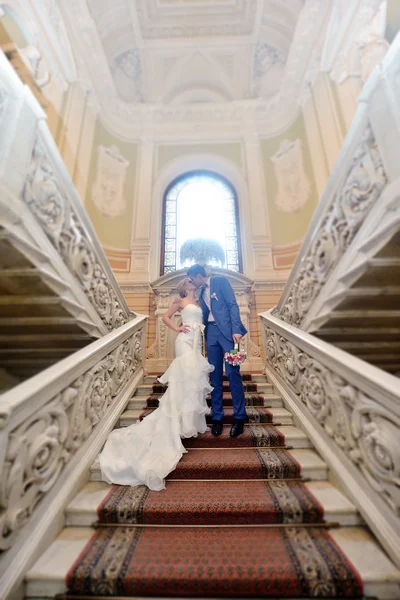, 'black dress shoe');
211,421,223,437
230,420,244,437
